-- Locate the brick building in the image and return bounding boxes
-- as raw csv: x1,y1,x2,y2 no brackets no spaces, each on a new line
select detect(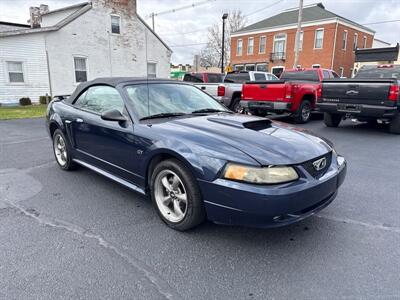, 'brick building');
230,3,374,78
